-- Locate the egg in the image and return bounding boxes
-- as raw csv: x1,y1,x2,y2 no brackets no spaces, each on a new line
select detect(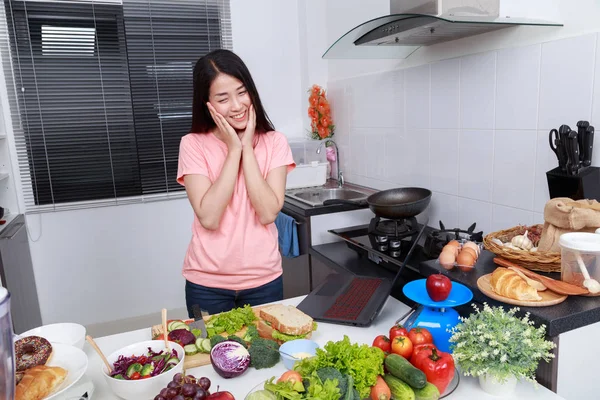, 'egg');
461,247,478,260
463,241,480,255
446,240,461,248
438,249,456,270
456,251,475,267
443,243,459,256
